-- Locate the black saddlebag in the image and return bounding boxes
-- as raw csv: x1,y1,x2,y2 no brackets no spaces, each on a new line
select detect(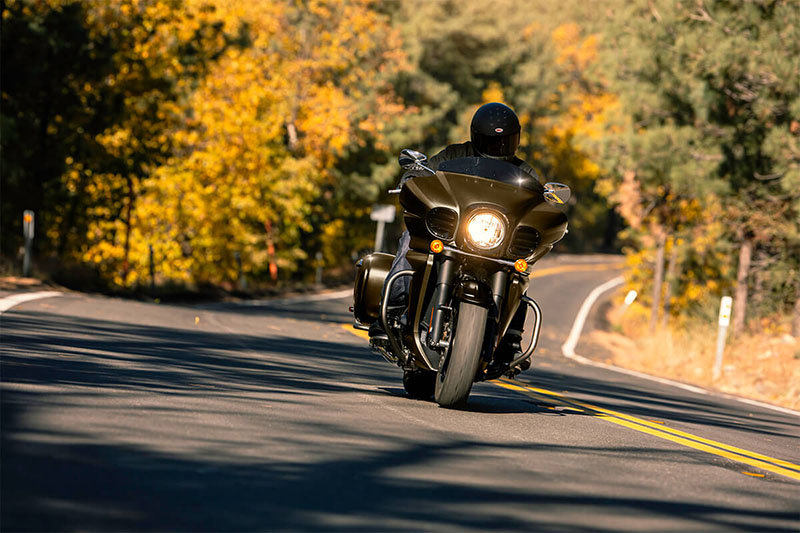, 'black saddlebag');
353,252,394,325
